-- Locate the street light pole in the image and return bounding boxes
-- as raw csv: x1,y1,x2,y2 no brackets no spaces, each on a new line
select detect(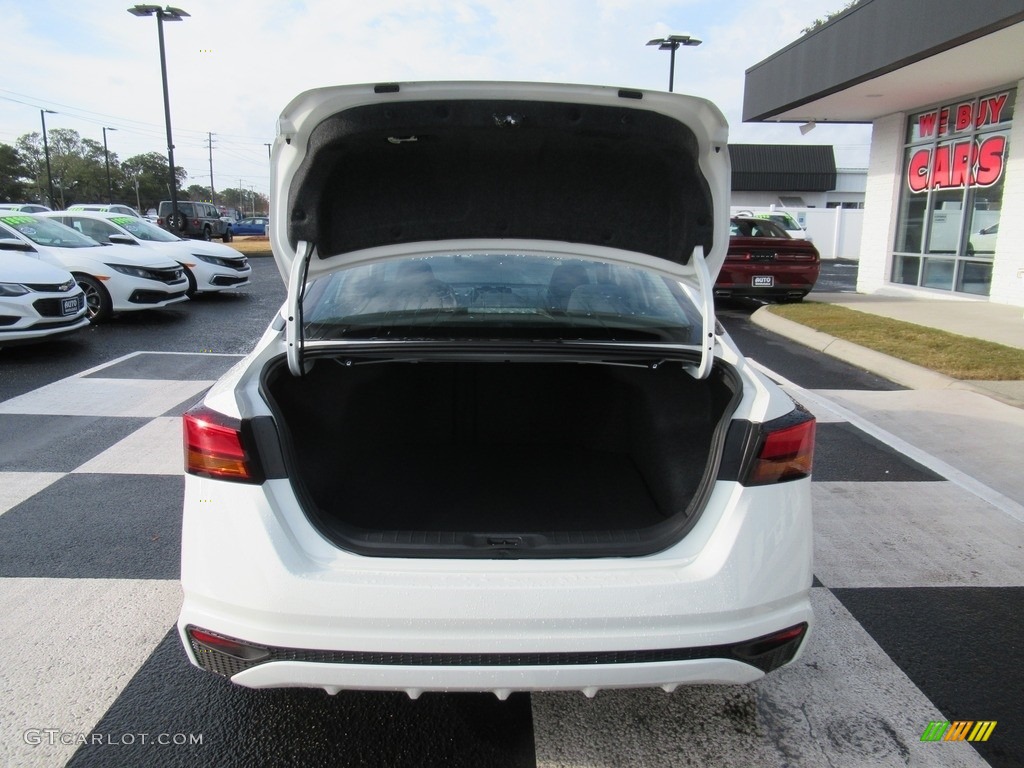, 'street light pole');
128,5,189,229
102,127,117,204
646,34,702,92
40,109,56,209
